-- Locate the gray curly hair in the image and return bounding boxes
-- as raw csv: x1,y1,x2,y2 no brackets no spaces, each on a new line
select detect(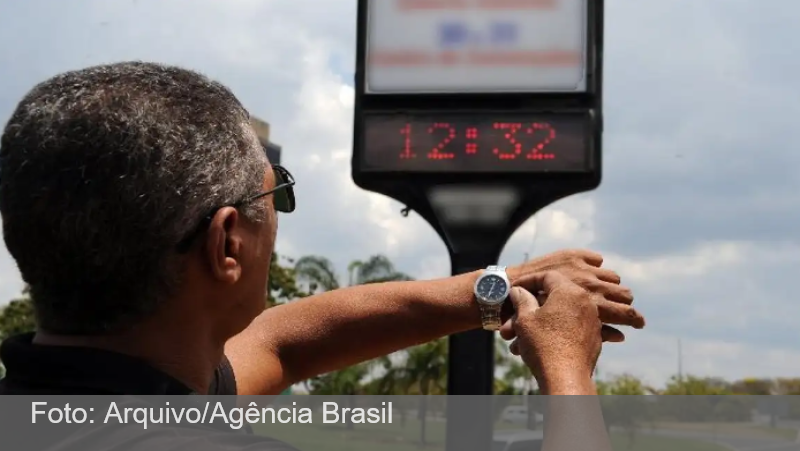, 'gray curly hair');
0,61,267,335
